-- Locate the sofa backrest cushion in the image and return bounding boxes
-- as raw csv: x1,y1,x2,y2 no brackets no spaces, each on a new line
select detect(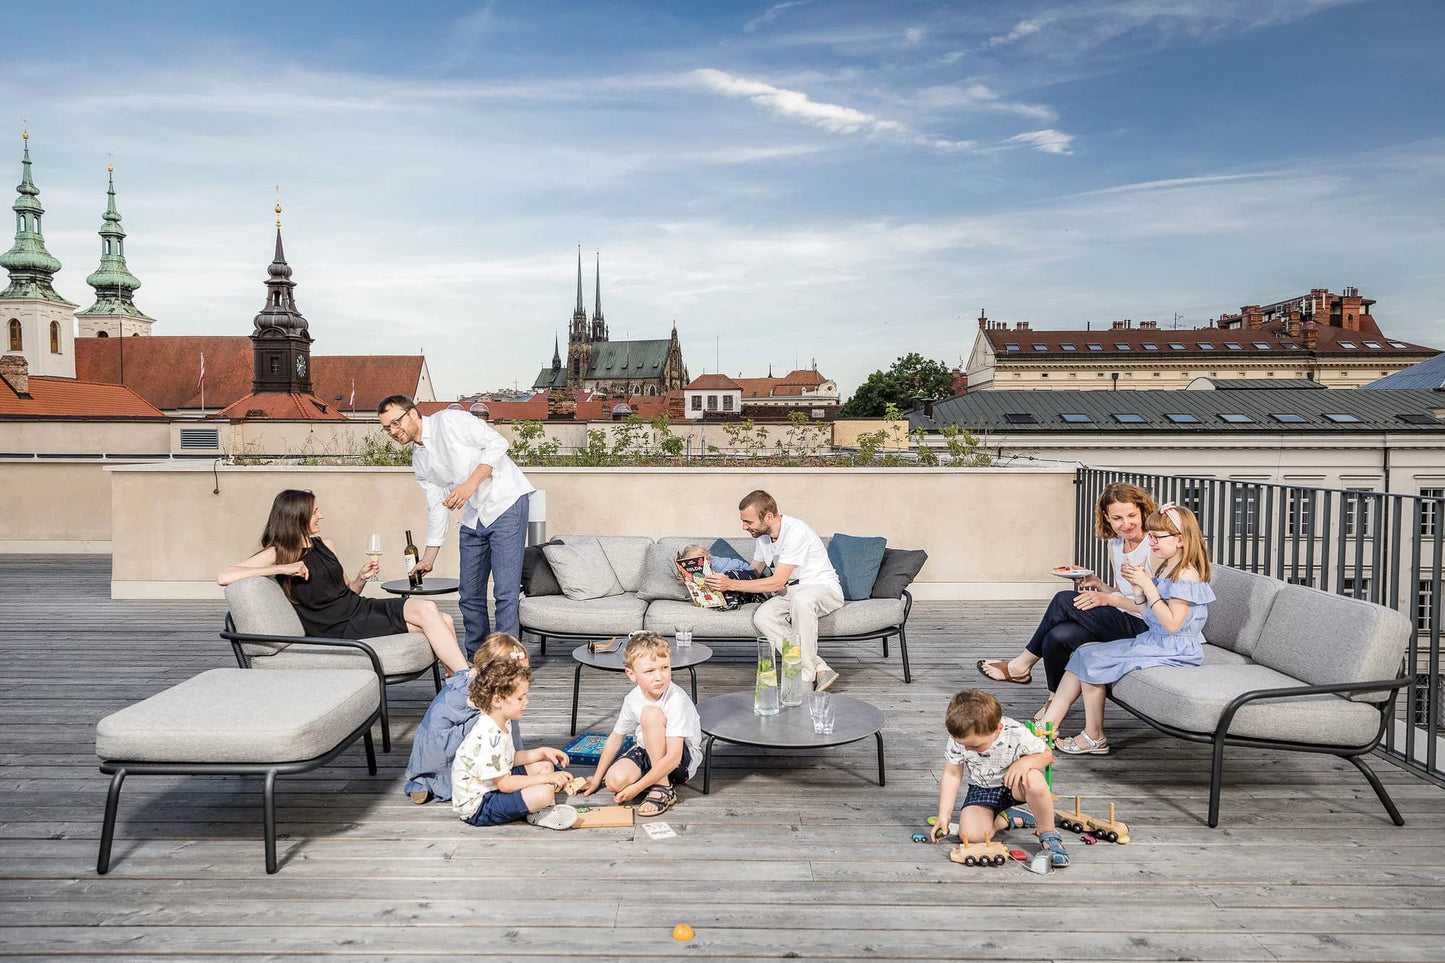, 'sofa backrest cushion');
827,534,888,601
543,537,626,600
521,538,563,597
1202,565,1286,657
872,548,928,599
635,541,692,602
224,577,305,657
1252,584,1411,702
